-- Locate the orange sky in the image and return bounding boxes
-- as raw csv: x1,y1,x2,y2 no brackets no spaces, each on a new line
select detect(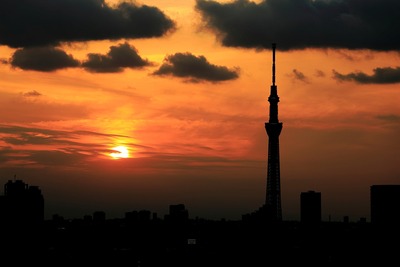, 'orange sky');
0,0,399,222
